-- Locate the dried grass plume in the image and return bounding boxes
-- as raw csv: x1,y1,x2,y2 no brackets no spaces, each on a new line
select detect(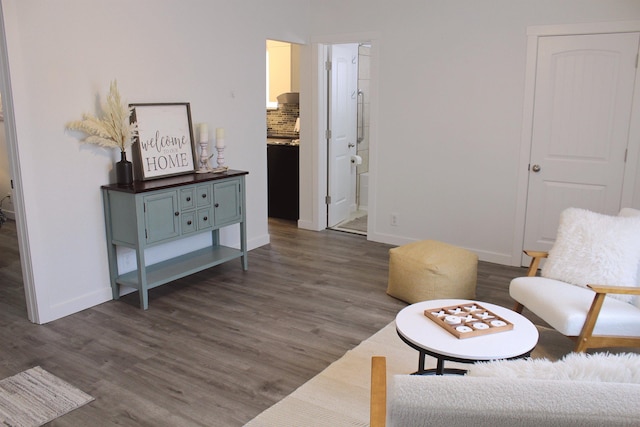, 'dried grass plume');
67,80,138,152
